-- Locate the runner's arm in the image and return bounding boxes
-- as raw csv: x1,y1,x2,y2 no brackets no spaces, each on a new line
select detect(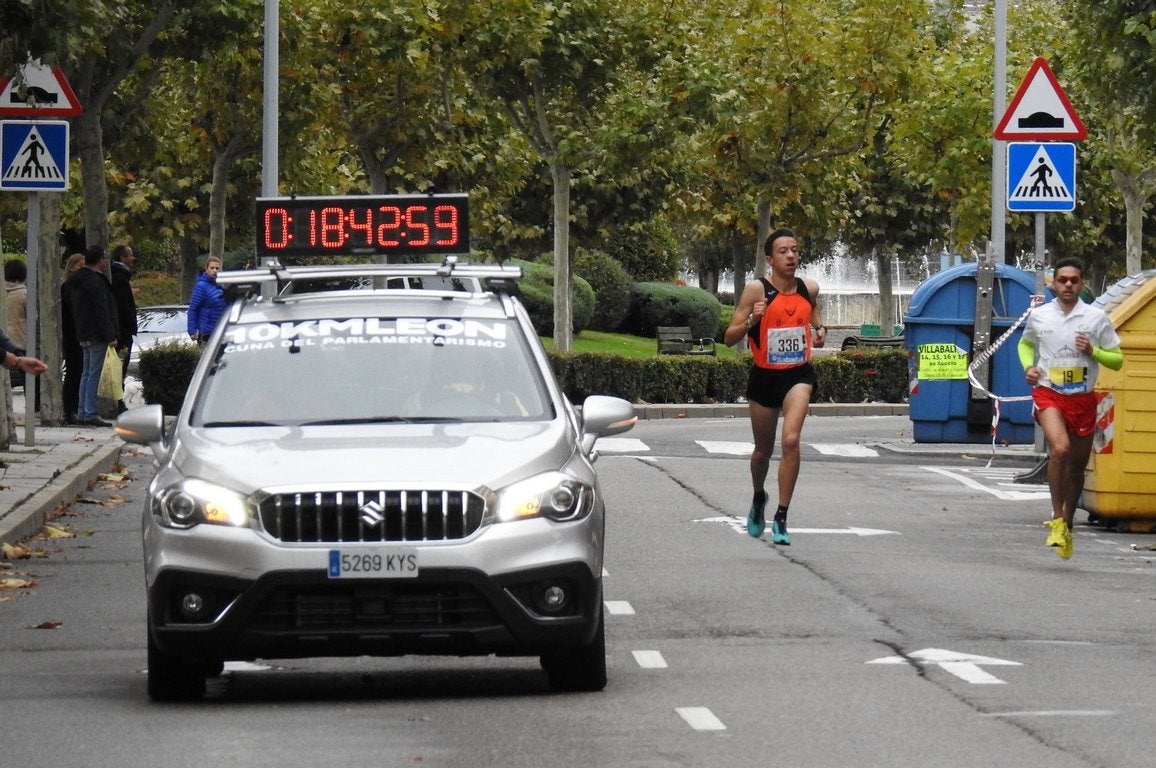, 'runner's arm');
1017,337,1035,370
1090,345,1124,371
